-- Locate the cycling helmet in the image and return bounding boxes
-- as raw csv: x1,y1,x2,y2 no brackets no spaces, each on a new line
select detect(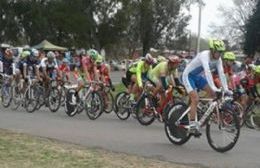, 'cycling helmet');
31,48,39,57
21,51,31,59
223,52,236,61
255,65,260,74
87,49,98,60
79,48,86,56
144,53,155,65
95,55,103,64
47,51,55,59
62,58,70,64
168,55,181,64
209,39,225,52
